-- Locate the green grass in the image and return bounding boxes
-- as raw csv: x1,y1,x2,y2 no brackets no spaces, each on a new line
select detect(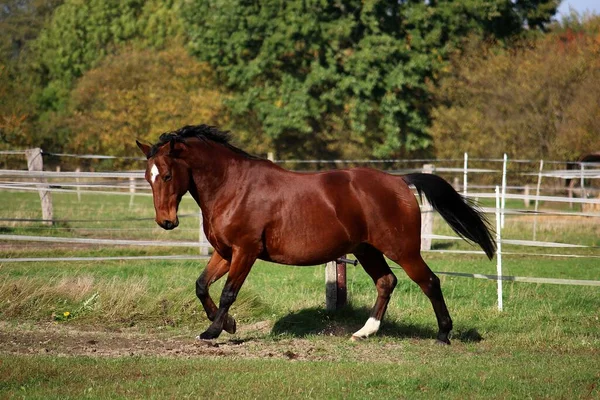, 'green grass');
1,189,599,398
0,257,598,398
0,190,200,241
1,352,598,399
